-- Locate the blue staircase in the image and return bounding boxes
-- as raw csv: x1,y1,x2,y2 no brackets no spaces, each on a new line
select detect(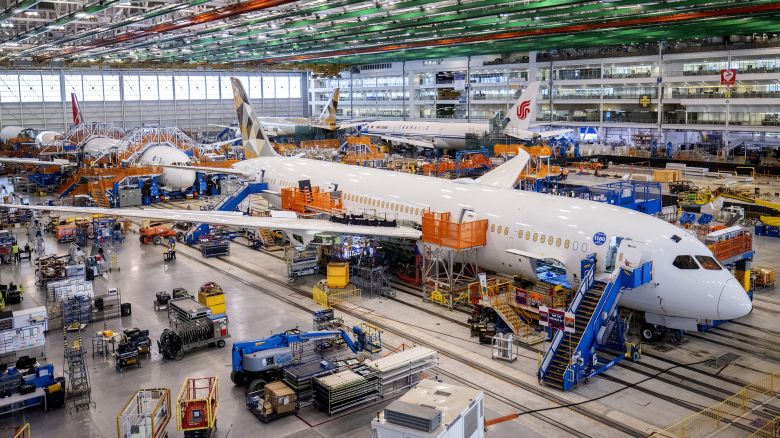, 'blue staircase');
539,256,652,391
185,182,268,244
